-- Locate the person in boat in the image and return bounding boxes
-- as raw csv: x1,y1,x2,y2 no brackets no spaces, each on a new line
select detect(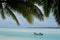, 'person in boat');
34,32,43,35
